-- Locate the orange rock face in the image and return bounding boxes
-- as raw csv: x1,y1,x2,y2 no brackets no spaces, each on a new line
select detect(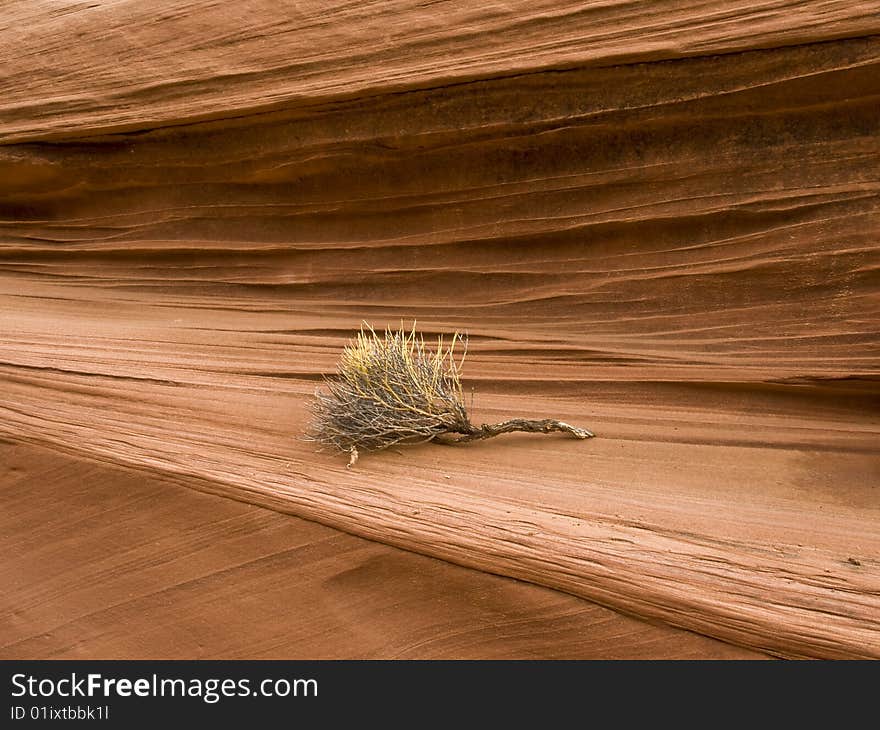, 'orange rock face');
0,441,764,659
1,1,878,659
